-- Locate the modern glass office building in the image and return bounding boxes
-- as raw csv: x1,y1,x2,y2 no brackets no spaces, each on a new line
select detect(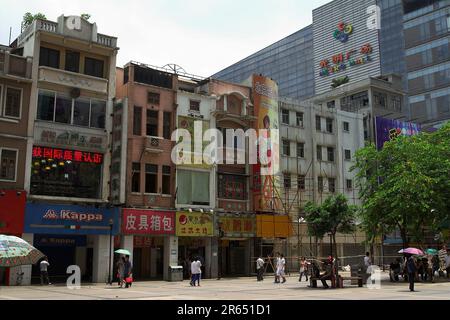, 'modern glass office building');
212,26,315,101
213,0,450,126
